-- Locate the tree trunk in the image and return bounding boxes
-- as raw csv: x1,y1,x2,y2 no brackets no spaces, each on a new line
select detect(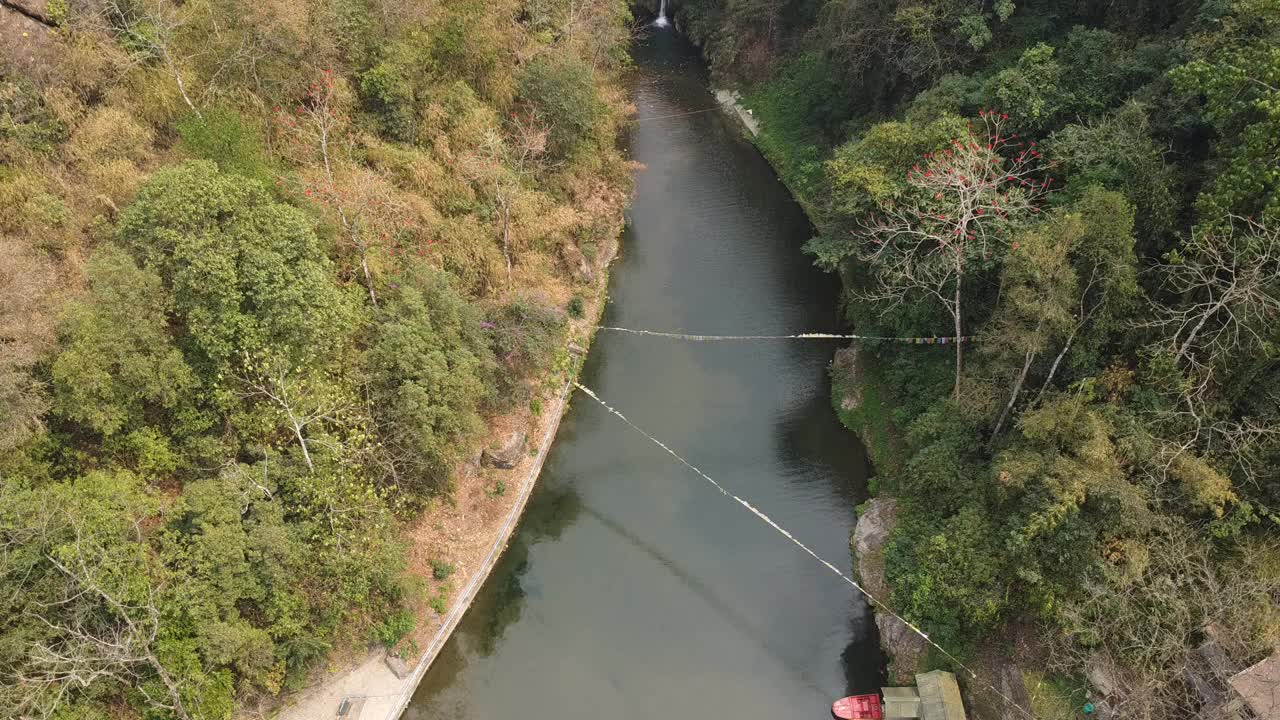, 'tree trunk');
500,196,513,287
360,249,377,306
1035,326,1078,404
990,341,1039,448
290,418,313,471
146,653,192,720
953,260,963,401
